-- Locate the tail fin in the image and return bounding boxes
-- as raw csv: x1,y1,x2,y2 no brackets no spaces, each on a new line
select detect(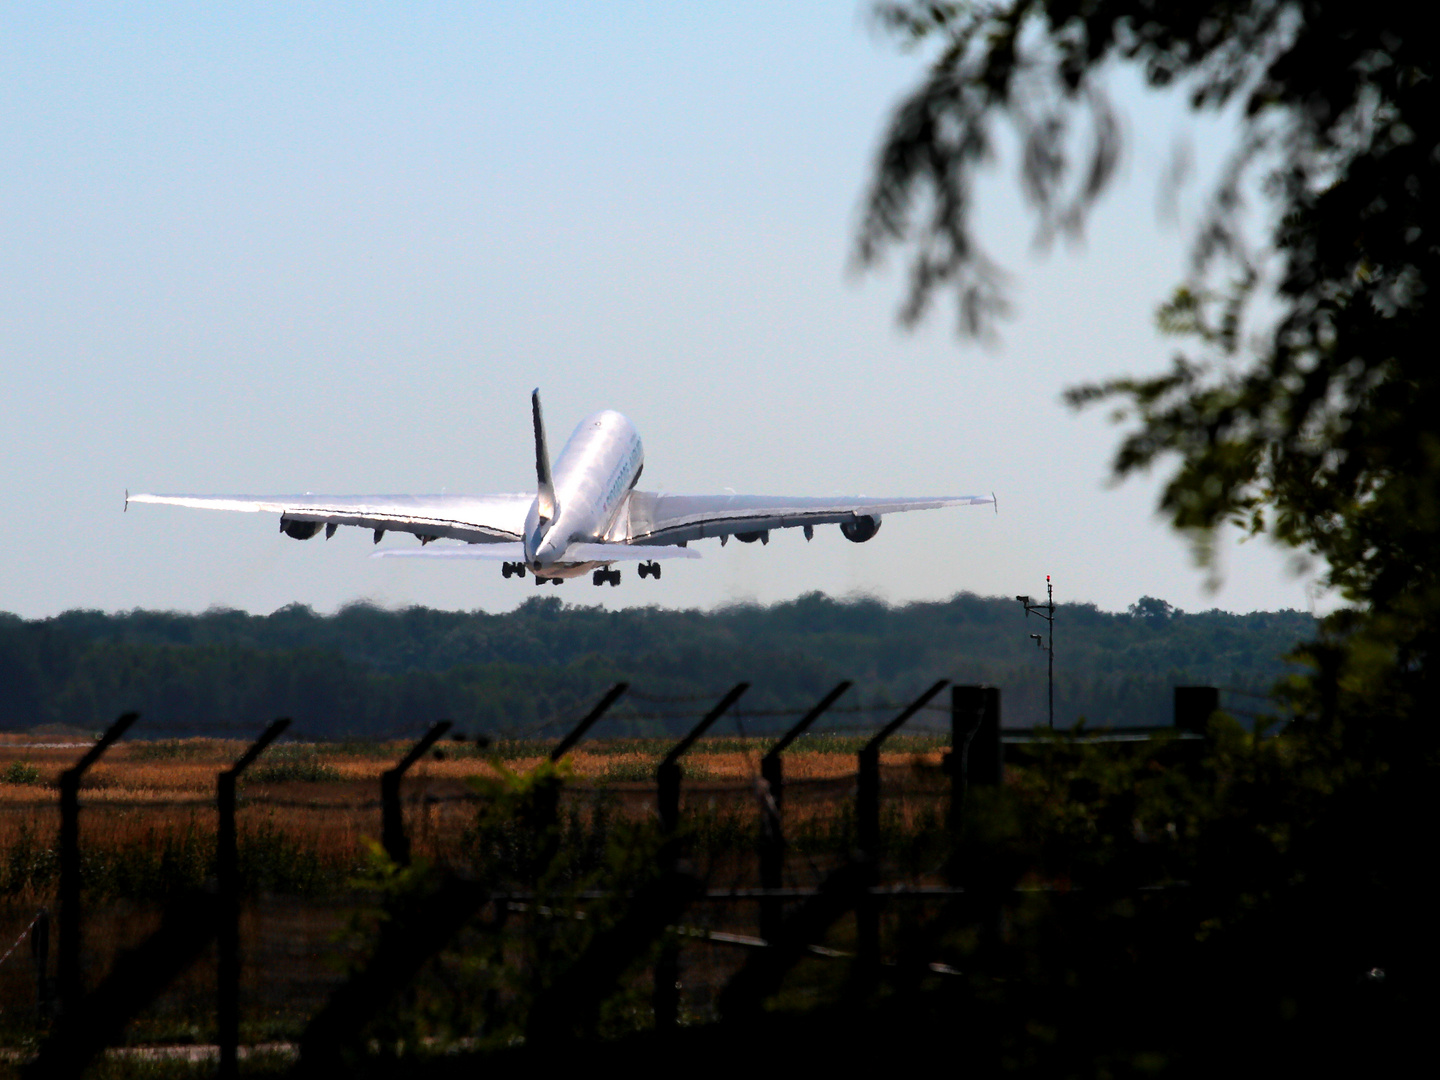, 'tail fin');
532,389,558,525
